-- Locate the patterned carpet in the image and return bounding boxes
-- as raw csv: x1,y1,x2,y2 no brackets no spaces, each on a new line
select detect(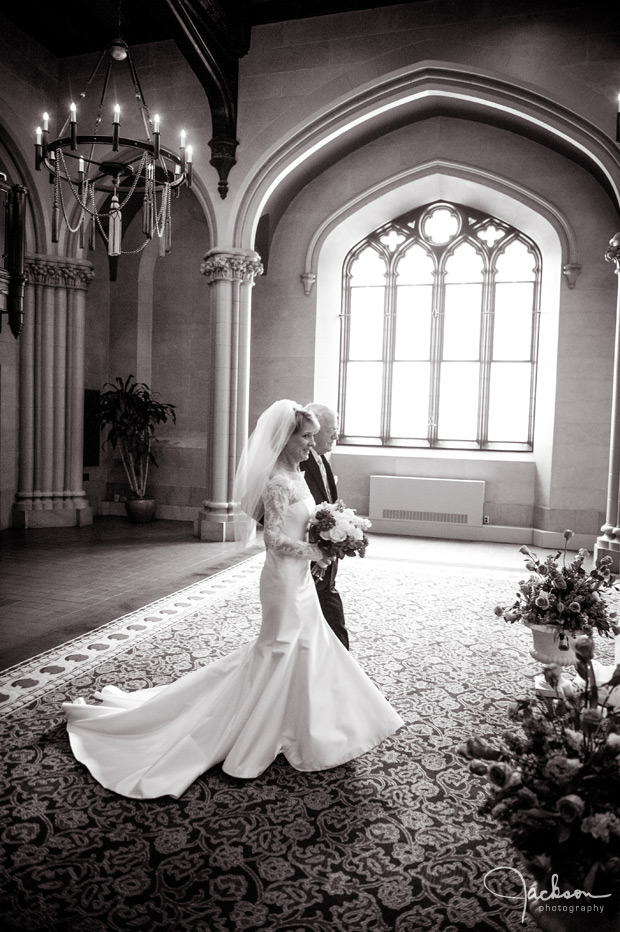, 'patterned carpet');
2,552,605,932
